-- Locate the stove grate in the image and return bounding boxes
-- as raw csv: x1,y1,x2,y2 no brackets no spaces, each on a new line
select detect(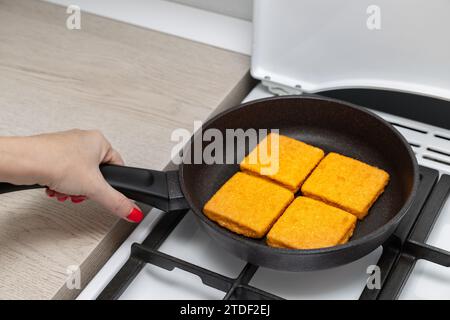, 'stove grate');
98,167,450,300
374,174,450,300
